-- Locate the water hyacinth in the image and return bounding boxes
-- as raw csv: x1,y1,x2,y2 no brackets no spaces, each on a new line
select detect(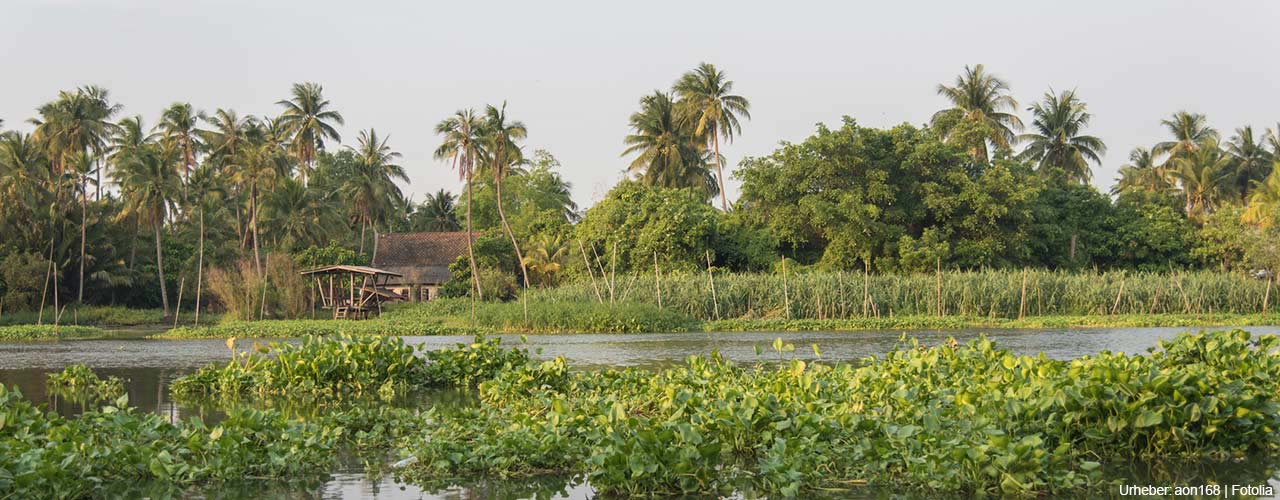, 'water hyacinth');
398,329,1280,497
